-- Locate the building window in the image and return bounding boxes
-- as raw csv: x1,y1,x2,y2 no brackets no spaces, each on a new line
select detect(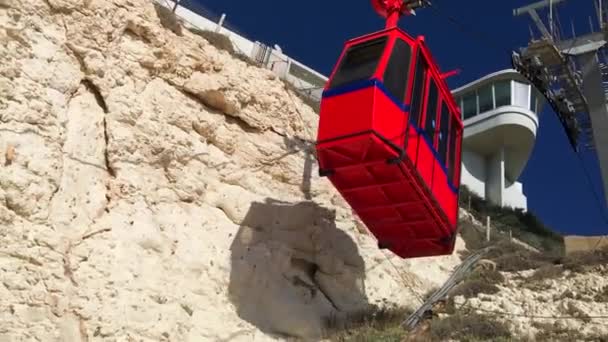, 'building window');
478,85,493,113
494,80,511,107
409,51,427,126
383,38,412,102
458,97,463,114
329,36,388,89
424,79,439,145
453,96,463,117
462,92,477,119
438,102,450,167
530,89,538,112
